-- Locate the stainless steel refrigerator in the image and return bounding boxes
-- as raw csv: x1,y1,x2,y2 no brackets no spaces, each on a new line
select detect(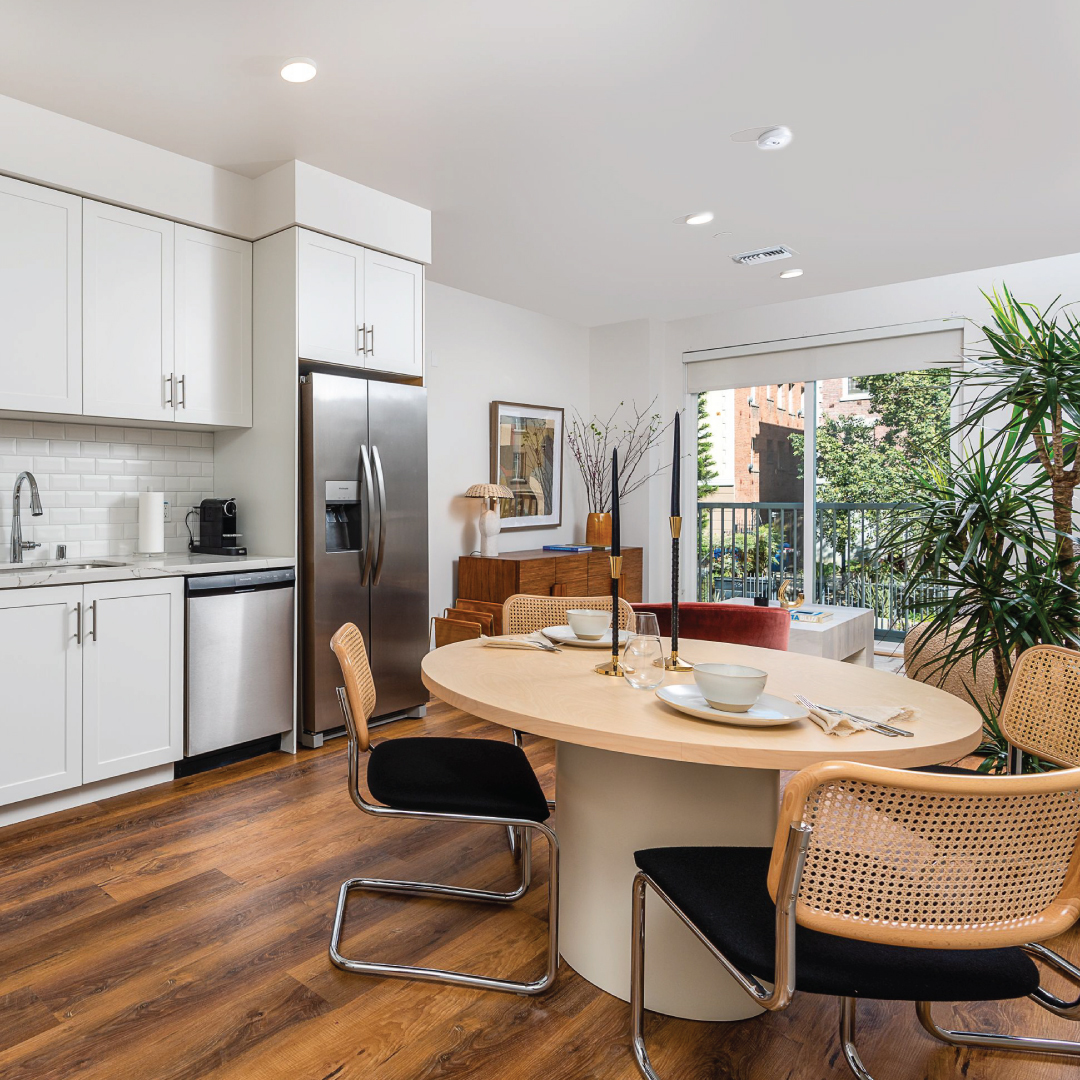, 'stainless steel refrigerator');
299,371,428,745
